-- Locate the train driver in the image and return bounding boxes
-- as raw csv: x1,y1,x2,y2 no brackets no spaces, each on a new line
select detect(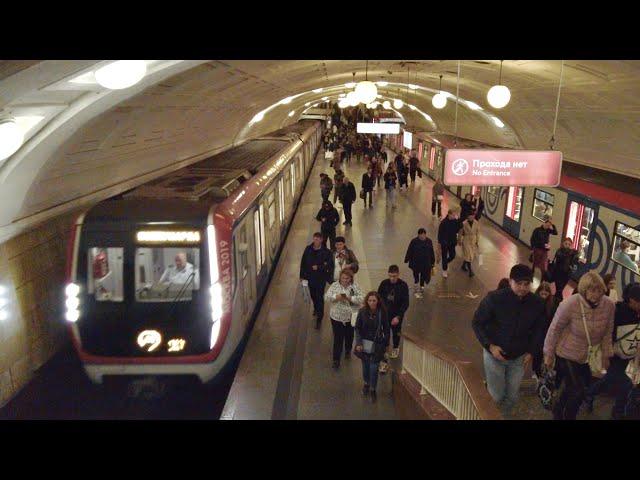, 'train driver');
158,252,200,289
